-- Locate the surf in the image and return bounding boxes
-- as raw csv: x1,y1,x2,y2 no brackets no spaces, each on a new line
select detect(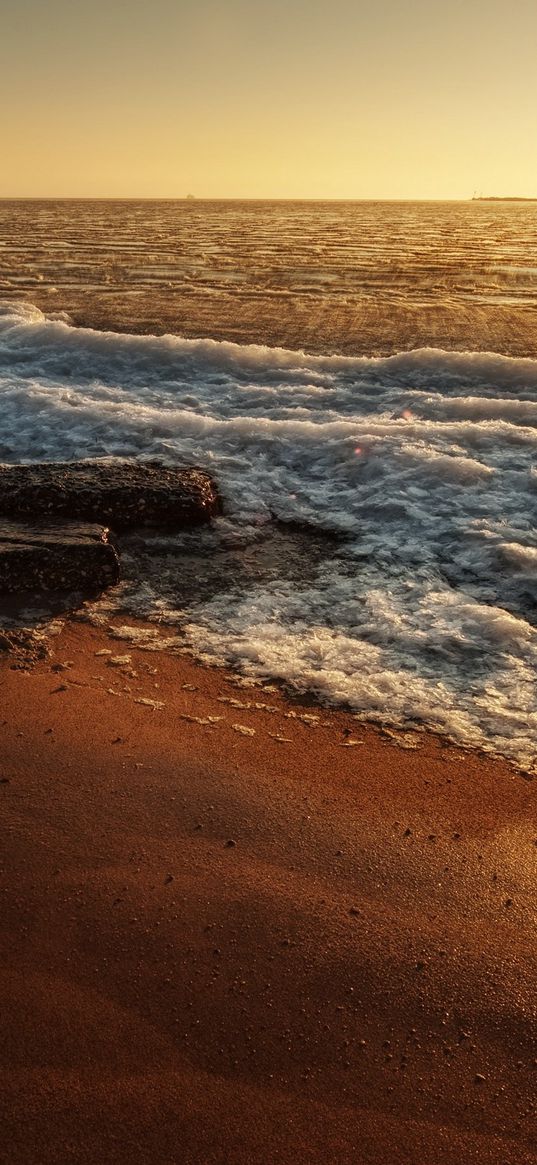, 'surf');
1,301,537,770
